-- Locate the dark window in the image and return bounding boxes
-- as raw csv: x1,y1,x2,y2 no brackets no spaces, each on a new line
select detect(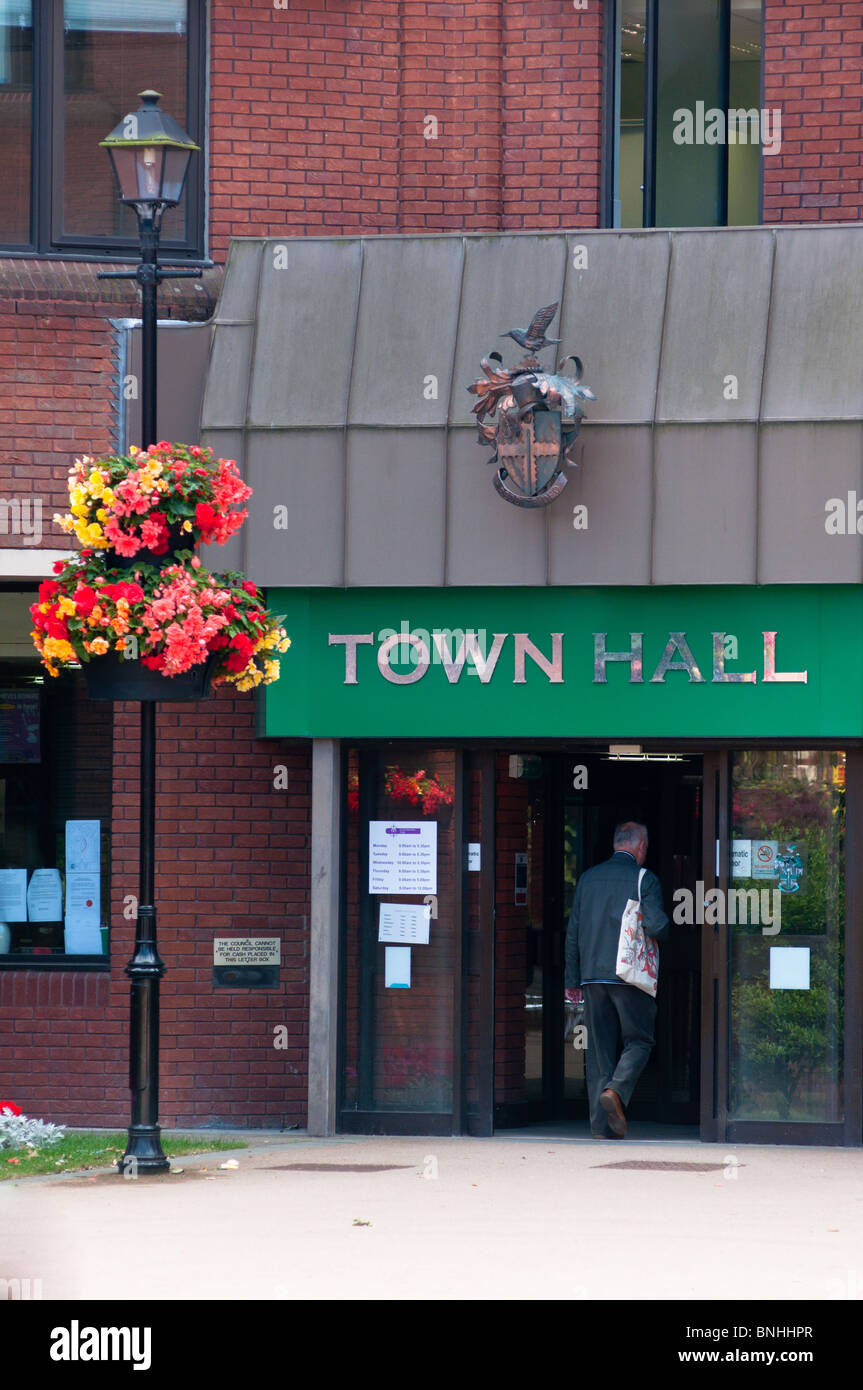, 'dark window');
609,1,763,228
0,639,113,964
0,0,205,257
